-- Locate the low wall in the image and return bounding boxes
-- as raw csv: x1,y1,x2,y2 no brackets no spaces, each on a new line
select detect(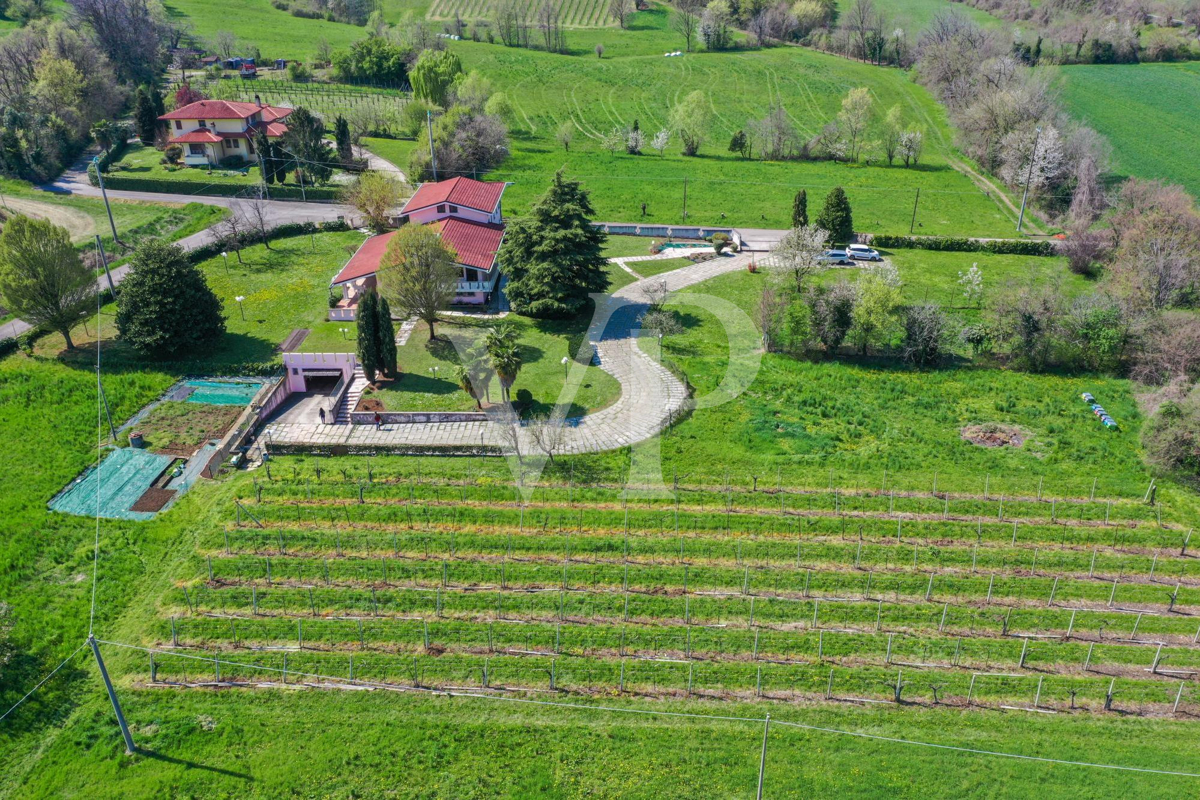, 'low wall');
201,378,285,478
328,307,356,321
592,223,741,250
269,442,503,457
349,410,489,424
